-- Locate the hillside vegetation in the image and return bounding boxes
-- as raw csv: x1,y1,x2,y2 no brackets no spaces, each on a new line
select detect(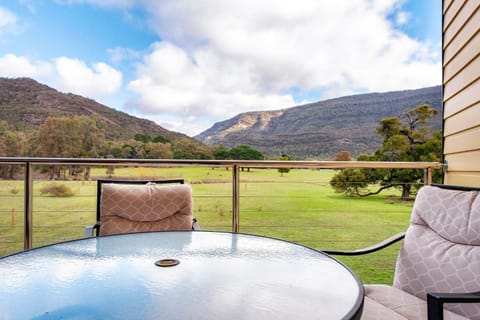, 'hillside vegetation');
195,86,442,159
1,77,441,161
0,77,199,143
